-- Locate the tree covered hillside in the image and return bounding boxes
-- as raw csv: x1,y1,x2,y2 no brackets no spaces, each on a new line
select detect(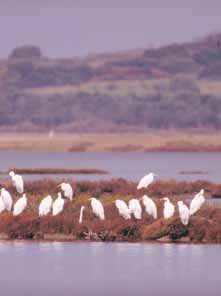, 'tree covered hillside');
1,33,221,131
